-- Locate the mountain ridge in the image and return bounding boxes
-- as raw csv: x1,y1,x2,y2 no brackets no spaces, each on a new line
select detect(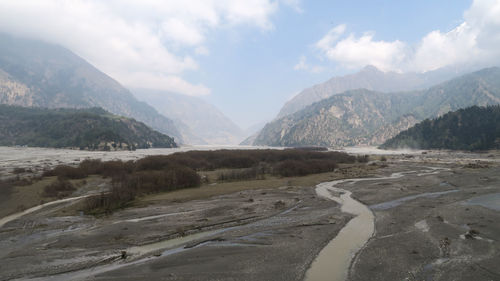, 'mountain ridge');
254,67,500,147
381,105,500,151
276,65,467,119
0,33,183,143
0,105,176,150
